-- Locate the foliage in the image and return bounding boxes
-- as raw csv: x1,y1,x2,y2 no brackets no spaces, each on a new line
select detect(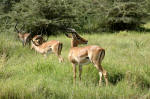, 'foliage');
0,0,150,34
107,0,149,30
